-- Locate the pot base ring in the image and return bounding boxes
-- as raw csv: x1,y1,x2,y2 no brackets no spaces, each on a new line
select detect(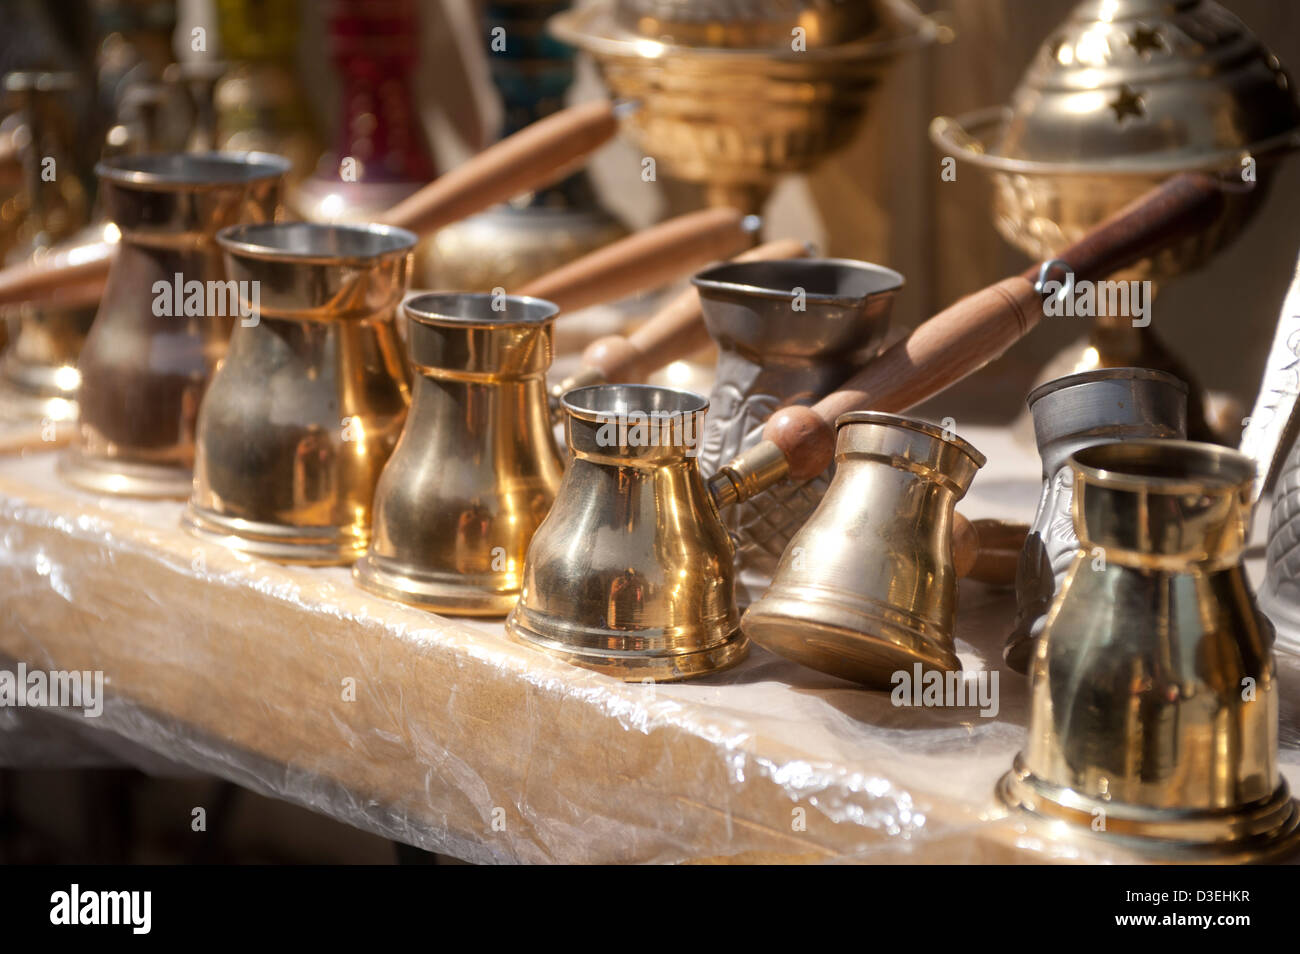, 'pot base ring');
60,450,193,499
997,758,1300,864
504,609,748,683
742,587,961,690
353,553,518,618
183,505,365,567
